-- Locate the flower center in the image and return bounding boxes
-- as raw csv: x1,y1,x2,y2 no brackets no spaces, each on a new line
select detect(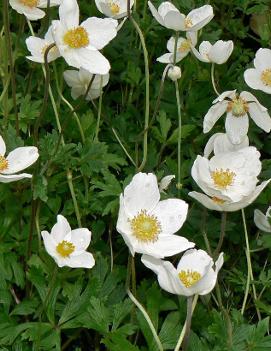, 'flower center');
0,155,8,172
211,168,236,189
227,97,248,117
19,0,38,7
56,240,75,258
179,270,202,288
178,39,191,53
261,69,271,87
185,18,193,28
212,196,225,204
63,27,89,49
110,1,120,15
130,210,161,243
